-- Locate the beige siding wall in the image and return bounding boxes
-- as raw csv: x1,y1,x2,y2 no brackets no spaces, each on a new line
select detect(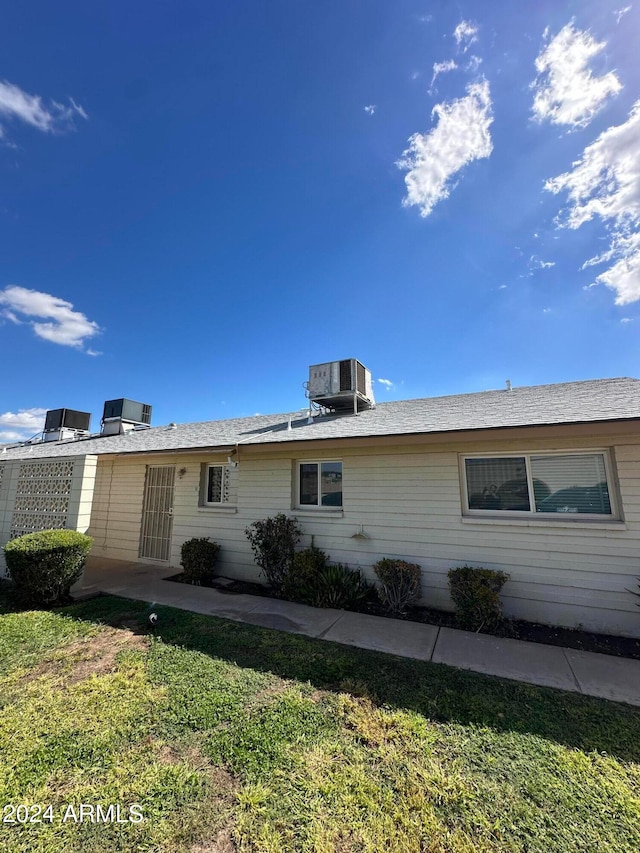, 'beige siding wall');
87,430,640,637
